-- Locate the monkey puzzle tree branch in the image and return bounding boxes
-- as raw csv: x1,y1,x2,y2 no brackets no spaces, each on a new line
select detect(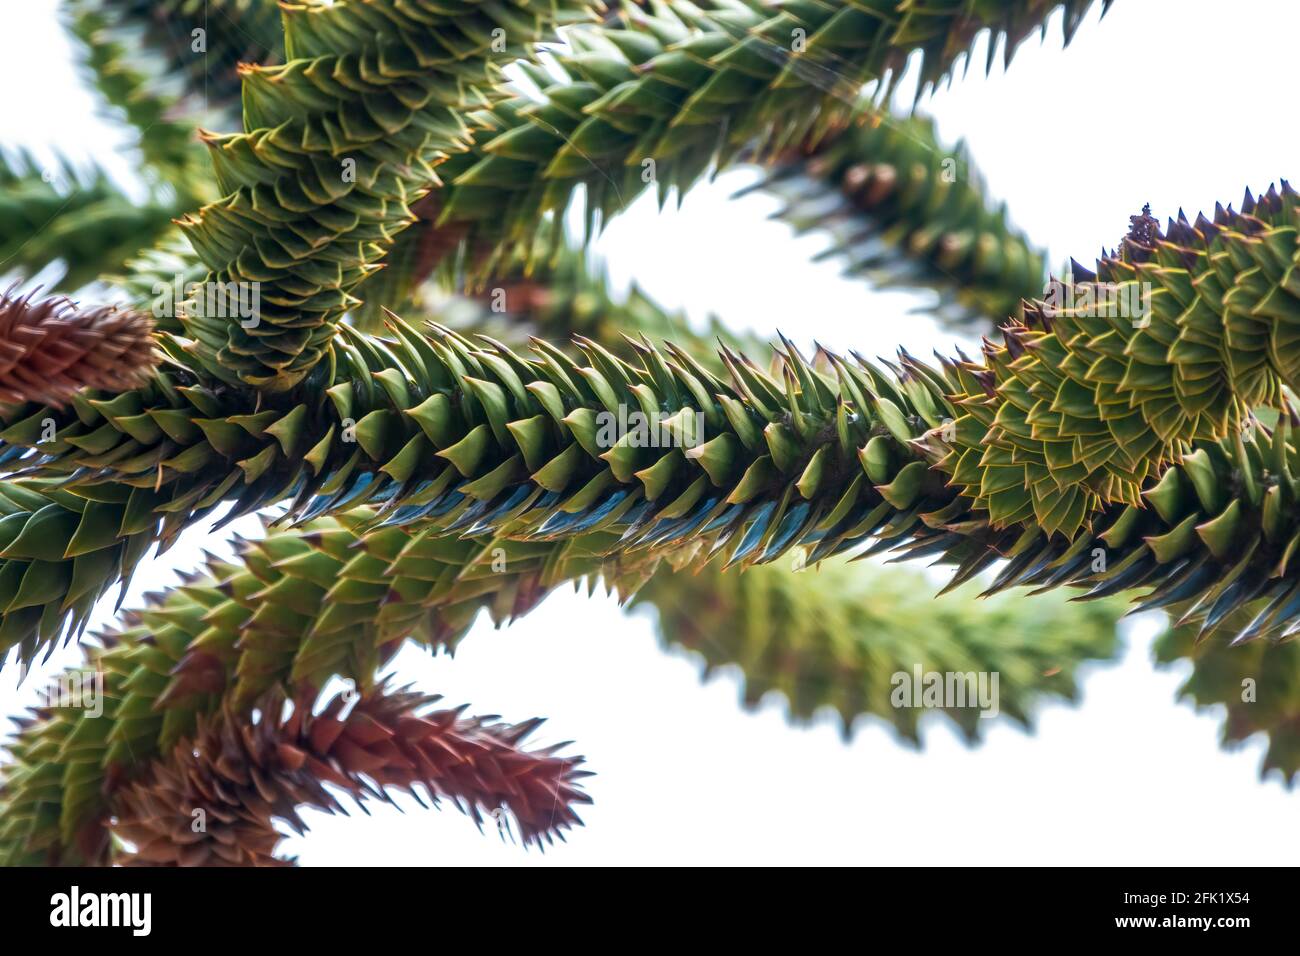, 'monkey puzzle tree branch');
66,0,218,198
8,0,1291,872
1,489,602,864
432,0,1106,280
0,153,178,293
0,213,773,662
5,182,1294,685
397,242,1127,745
0,609,590,864
0,288,158,407
167,0,602,392
98,0,1073,330
0,491,616,863
738,113,1047,332
51,0,1106,395
115,0,1102,389
108,683,588,866
0,231,1133,864
7,182,1300,668
0,229,745,666
1155,610,1300,787
0,500,1122,865
635,556,1124,741
944,185,1300,537
83,0,287,131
